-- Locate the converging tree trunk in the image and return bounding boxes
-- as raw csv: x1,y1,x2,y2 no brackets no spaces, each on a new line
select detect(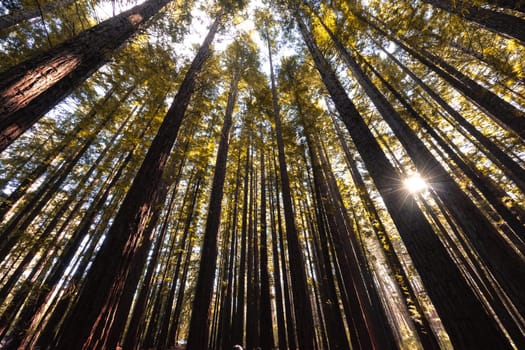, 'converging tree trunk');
50,15,221,349
294,9,512,349
186,46,241,349
267,24,316,348
314,12,525,338
356,13,525,140
422,0,525,43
